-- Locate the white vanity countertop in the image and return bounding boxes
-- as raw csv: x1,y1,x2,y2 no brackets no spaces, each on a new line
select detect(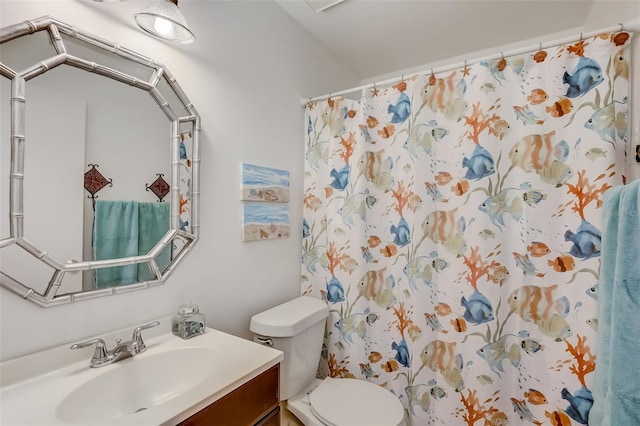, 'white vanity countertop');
0,323,283,425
